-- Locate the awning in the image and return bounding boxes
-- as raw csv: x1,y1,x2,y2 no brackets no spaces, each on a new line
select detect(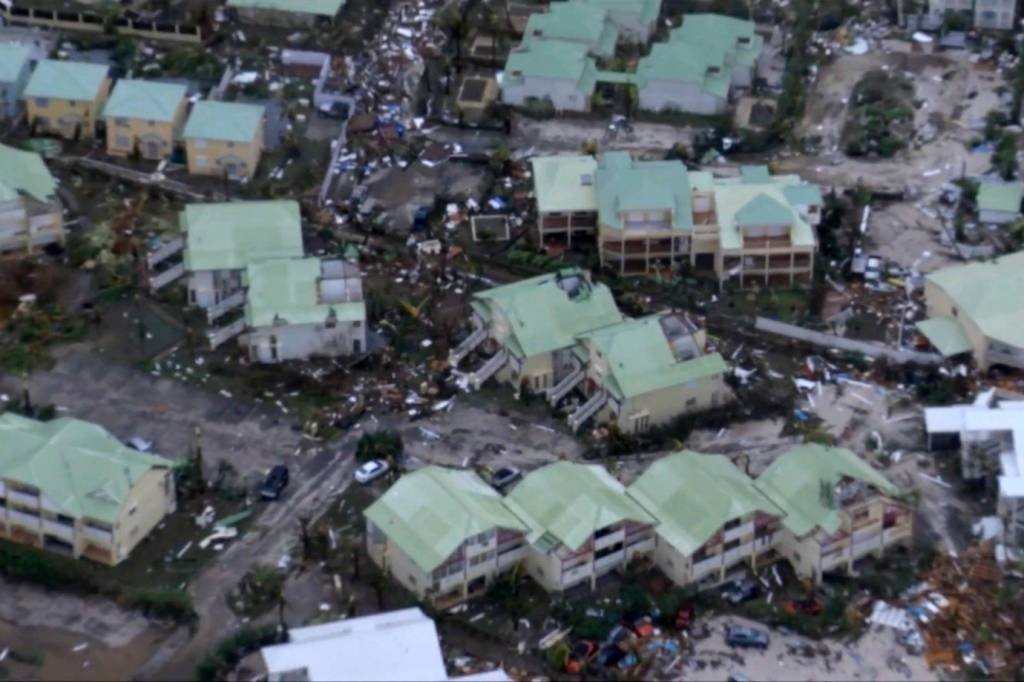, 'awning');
916,317,972,357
